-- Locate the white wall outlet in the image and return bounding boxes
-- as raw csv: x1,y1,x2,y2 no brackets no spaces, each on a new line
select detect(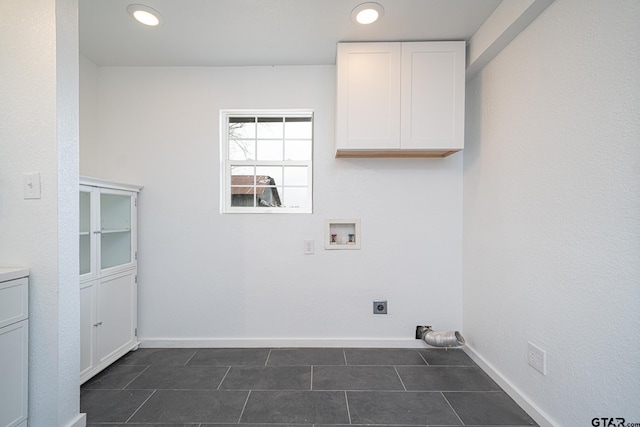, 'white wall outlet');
303,239,314,255
24,172,41,199
528,342,547,375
